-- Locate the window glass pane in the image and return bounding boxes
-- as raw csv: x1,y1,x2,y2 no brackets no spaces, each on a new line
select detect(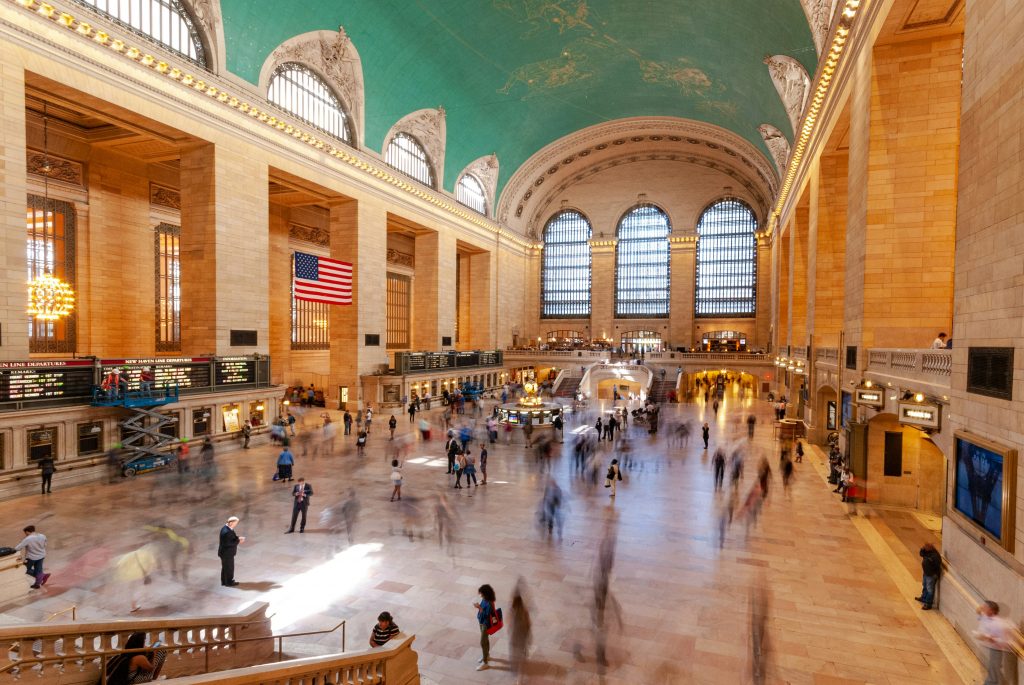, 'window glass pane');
155,223,181,350
695,200,757,317
387,273,411,349
385,133,434,188
615,204,670,318
456,174,487,214
268,63,352,143
26,195,76,353
291,252,330,350
73,0,205,66
541,210,592,318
